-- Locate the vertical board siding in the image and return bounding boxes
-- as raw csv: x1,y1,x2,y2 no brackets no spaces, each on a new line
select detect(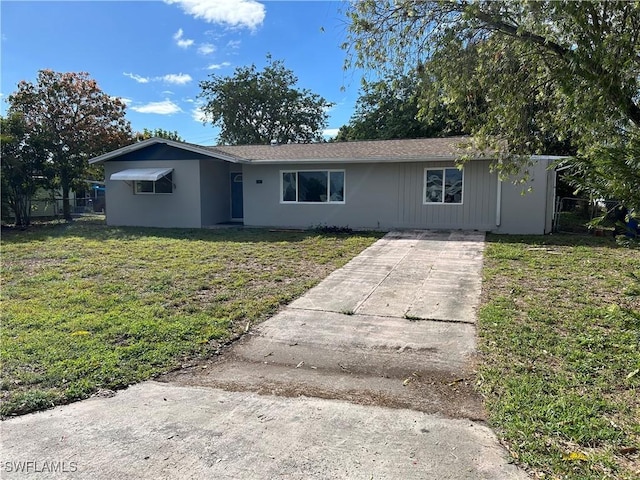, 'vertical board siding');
242,160,498,231
496,158,552,234
112,144,214,162
396,160,497,230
